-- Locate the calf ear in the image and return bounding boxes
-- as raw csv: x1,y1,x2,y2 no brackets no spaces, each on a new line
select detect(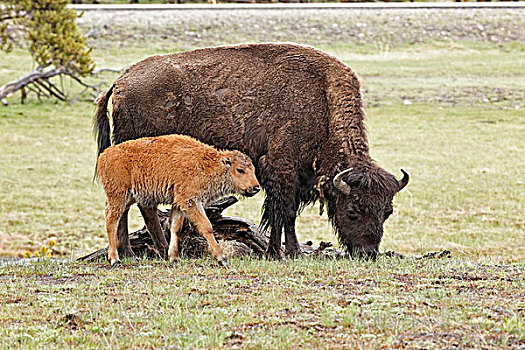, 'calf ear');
222,157,231,167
